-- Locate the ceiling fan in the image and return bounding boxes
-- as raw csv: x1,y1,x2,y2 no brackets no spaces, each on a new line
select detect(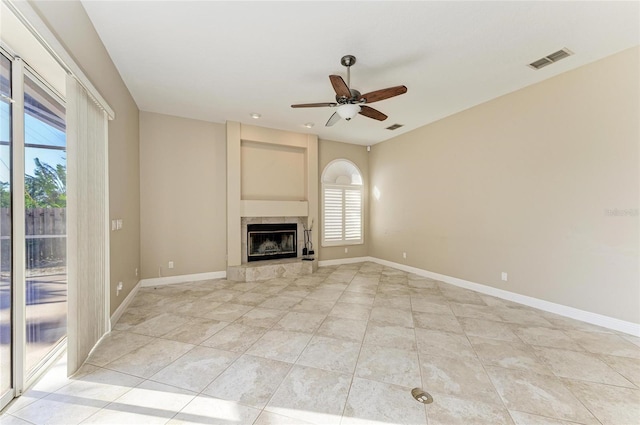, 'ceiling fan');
291,55,407,127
